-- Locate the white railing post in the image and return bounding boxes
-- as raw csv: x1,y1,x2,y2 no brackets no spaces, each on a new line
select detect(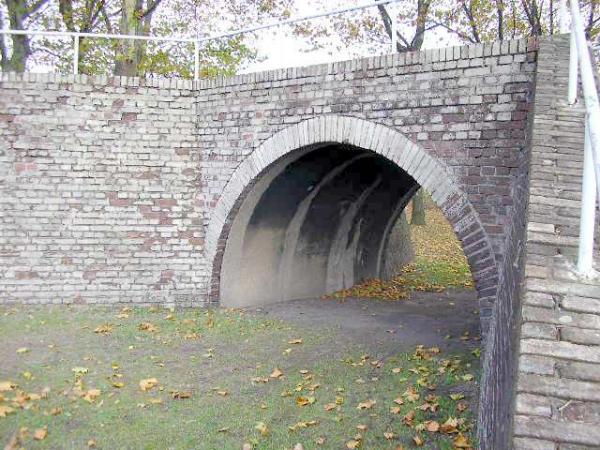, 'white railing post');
578,121,597,274
73,34,79,75
194,40,199,81
570,0,600,275
559,0,569,33
569,31,578,104
571,0,600,199
391,15,397,53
